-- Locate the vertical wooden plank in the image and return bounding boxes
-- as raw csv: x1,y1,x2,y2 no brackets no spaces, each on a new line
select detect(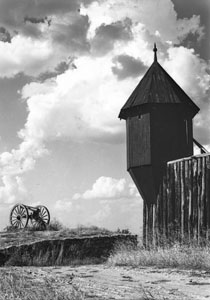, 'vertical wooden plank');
189,158,193,239
206,155,210,239
157,185,161,239
170,163,176,239
147,203,153,247
154,202,158,246
126,119,130,170
150,204,154,246
202,156,207,238
146,203,149,248
197,157,202,242
184,159,189,240
192,158,198,240
167,163,171,237
200,156,206,238
143,201,147,247
160,180,164,244
156,190,160,246
162,172,167,239
152,203,156,246
166,164,170,239
177,161,182,240
190,157,193,240
180,160,185,241
145,202,149,248
174,162,178,239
